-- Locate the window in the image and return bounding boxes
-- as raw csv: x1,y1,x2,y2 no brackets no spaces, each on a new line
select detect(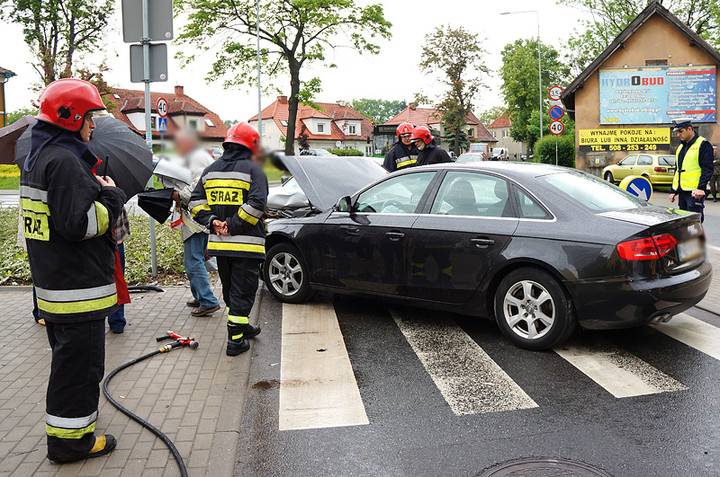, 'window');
280,120,288,127
646,59,668,66
637,155,653,166
317,123,325,133
659,155,676,167
204,118,215,127
503,130,510,138
514,186,551,219
349,125,357,135
618,155,637,166
492,131,496,138
468,128,475,137
189,119,199,130
149,115,157,130
542,171,645,212
431,172,512,218
355,172,435,214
